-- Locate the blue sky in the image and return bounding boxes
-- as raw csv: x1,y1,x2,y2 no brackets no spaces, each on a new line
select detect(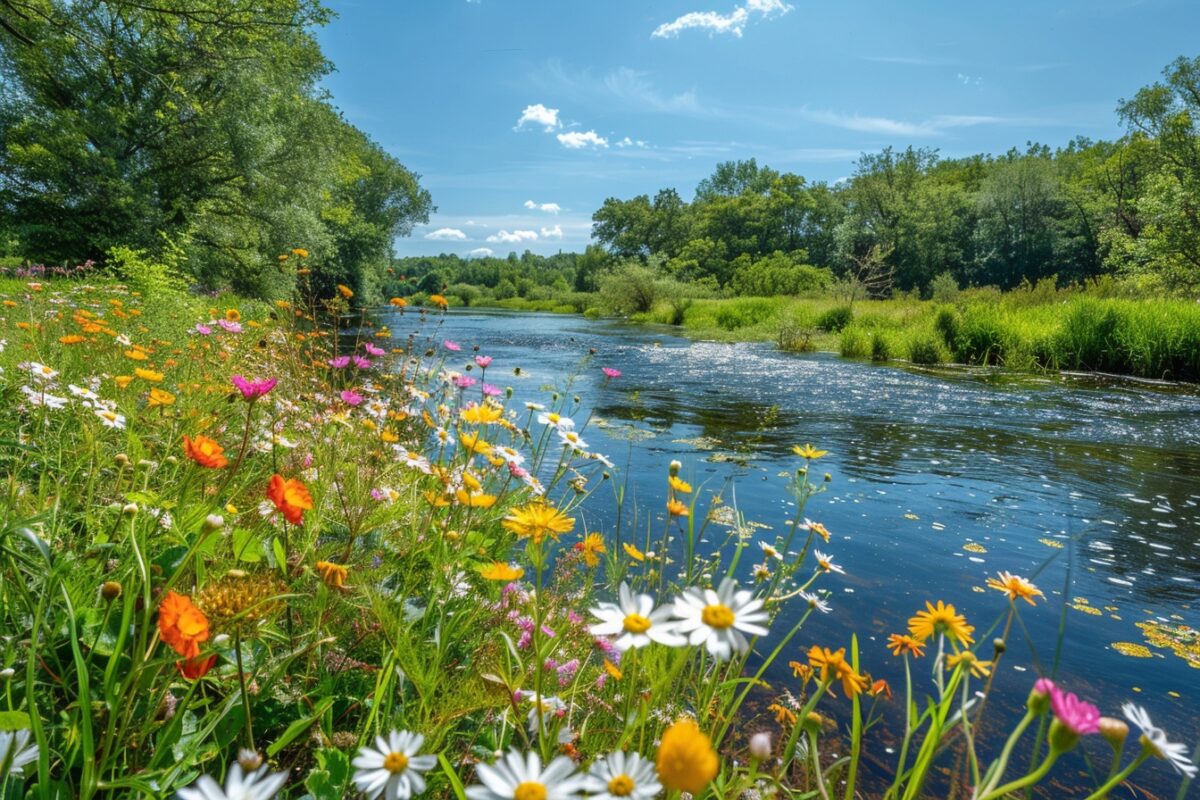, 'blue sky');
317,0,1199,258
